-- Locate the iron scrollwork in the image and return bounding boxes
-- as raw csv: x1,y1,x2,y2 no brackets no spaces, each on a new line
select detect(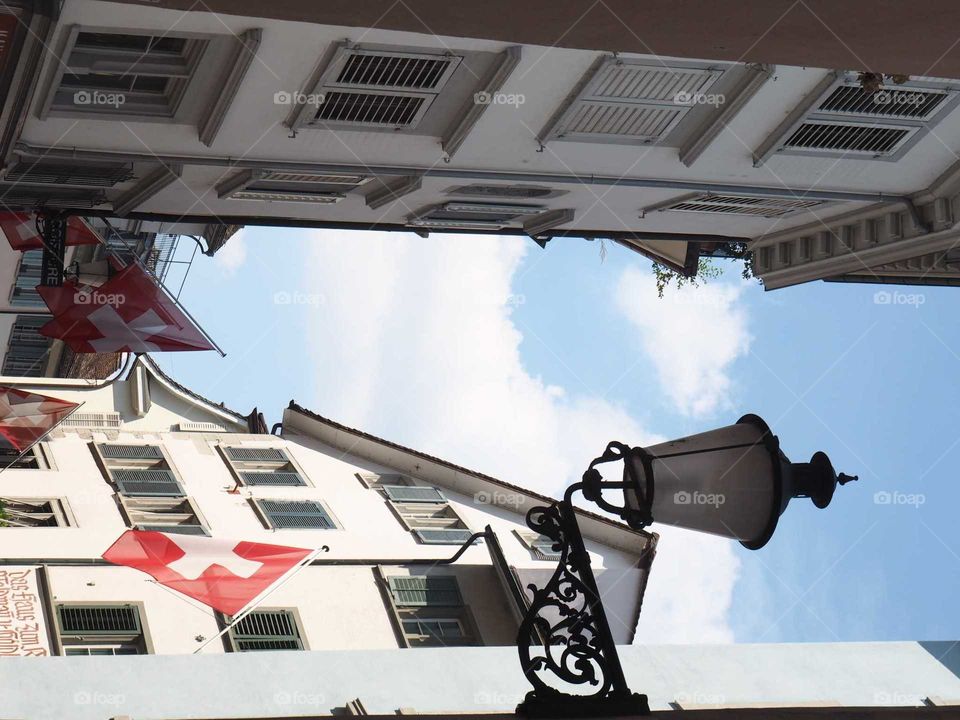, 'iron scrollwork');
516,497,649,717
